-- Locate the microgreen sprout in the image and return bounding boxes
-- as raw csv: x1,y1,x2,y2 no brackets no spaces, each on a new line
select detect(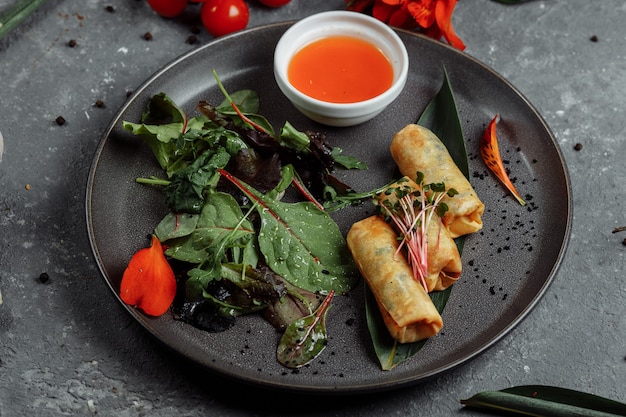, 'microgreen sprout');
376,173,457,292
